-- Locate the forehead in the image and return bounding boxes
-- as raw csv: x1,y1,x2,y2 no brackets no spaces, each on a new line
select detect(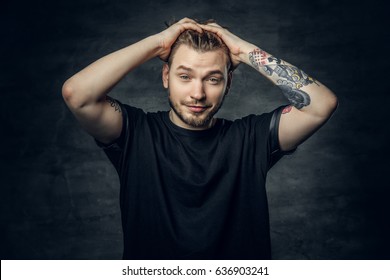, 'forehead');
170,45,229,73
